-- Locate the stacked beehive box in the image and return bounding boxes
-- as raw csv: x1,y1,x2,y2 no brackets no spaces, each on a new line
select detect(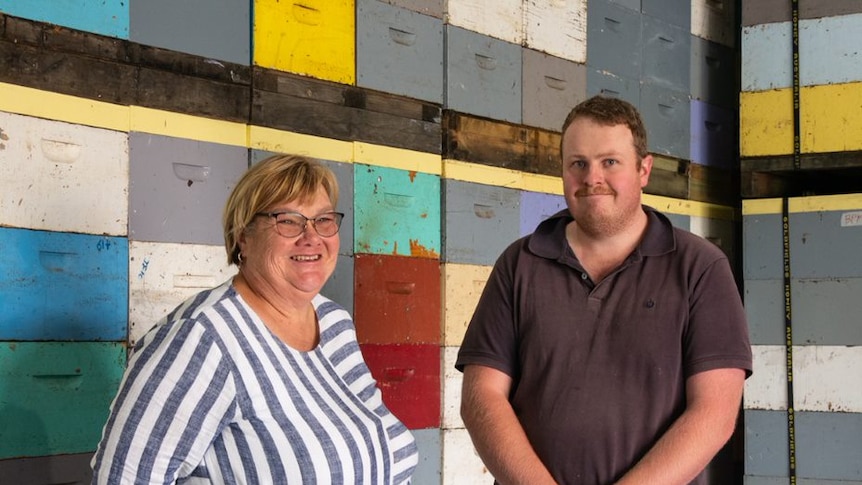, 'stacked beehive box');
0,1,743,483
741,2,862,483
